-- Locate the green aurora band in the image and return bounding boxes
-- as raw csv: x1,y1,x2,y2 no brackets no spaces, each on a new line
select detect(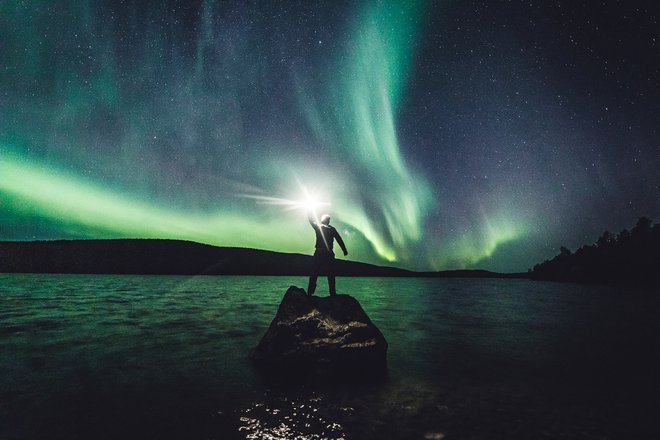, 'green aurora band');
297,0,432,262
0,0,528,270
0,150,311,253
